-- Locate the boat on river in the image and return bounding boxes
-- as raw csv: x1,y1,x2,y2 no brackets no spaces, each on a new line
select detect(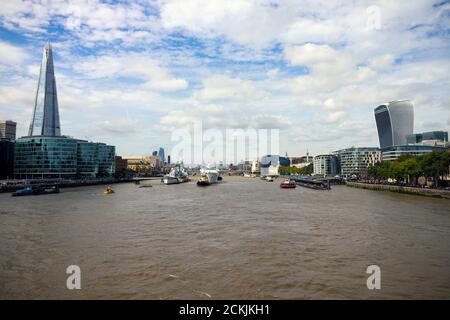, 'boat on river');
280,179,296,189
12,185,60,197
197,167,220,186
162,165,189,185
